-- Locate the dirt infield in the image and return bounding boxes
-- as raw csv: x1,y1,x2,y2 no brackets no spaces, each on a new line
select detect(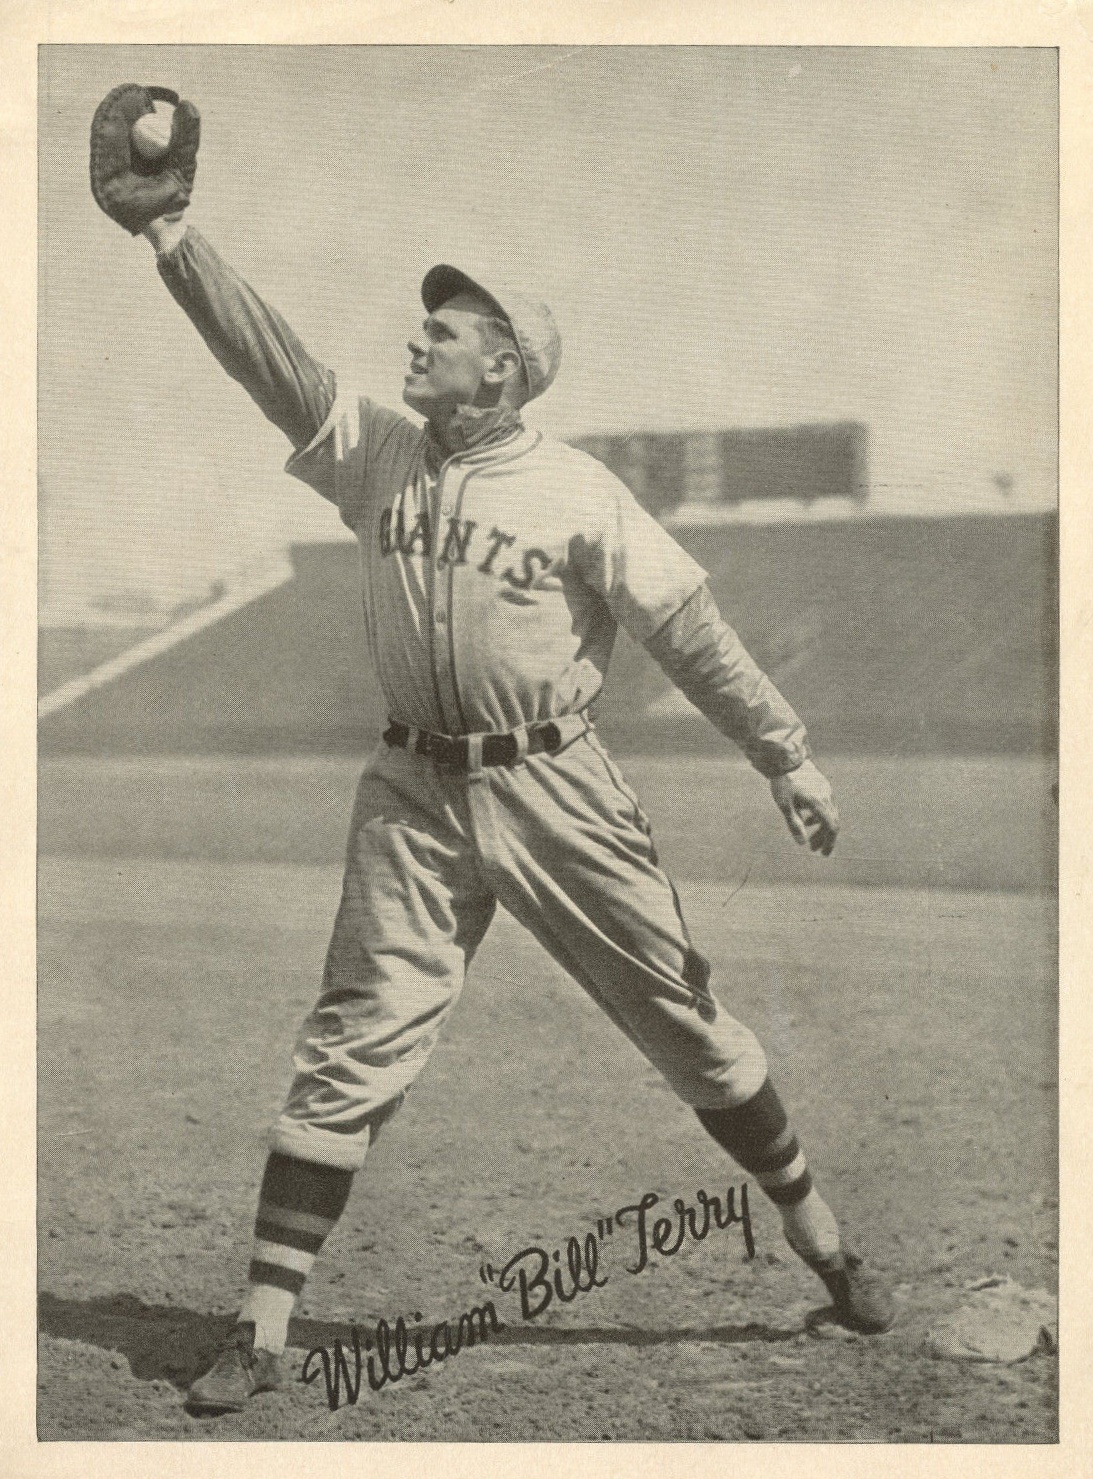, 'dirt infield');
36,753,1057,1442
